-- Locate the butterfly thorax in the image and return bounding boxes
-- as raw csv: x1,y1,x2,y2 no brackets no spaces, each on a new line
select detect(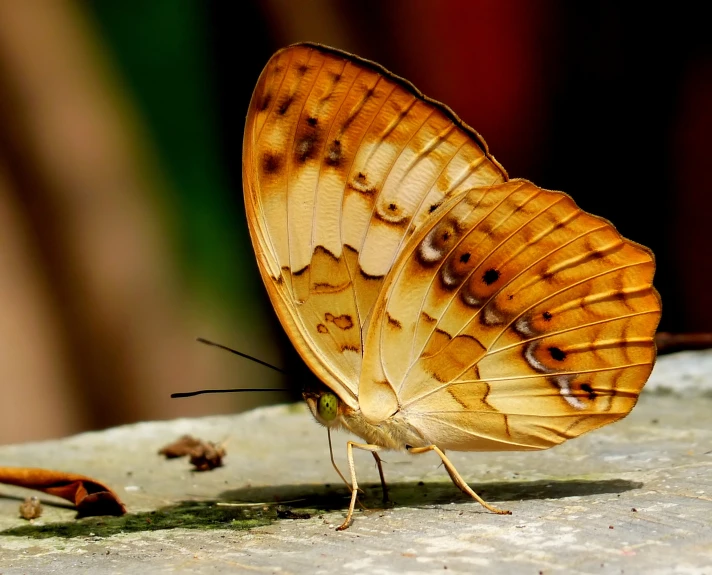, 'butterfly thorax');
303,388,428,451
